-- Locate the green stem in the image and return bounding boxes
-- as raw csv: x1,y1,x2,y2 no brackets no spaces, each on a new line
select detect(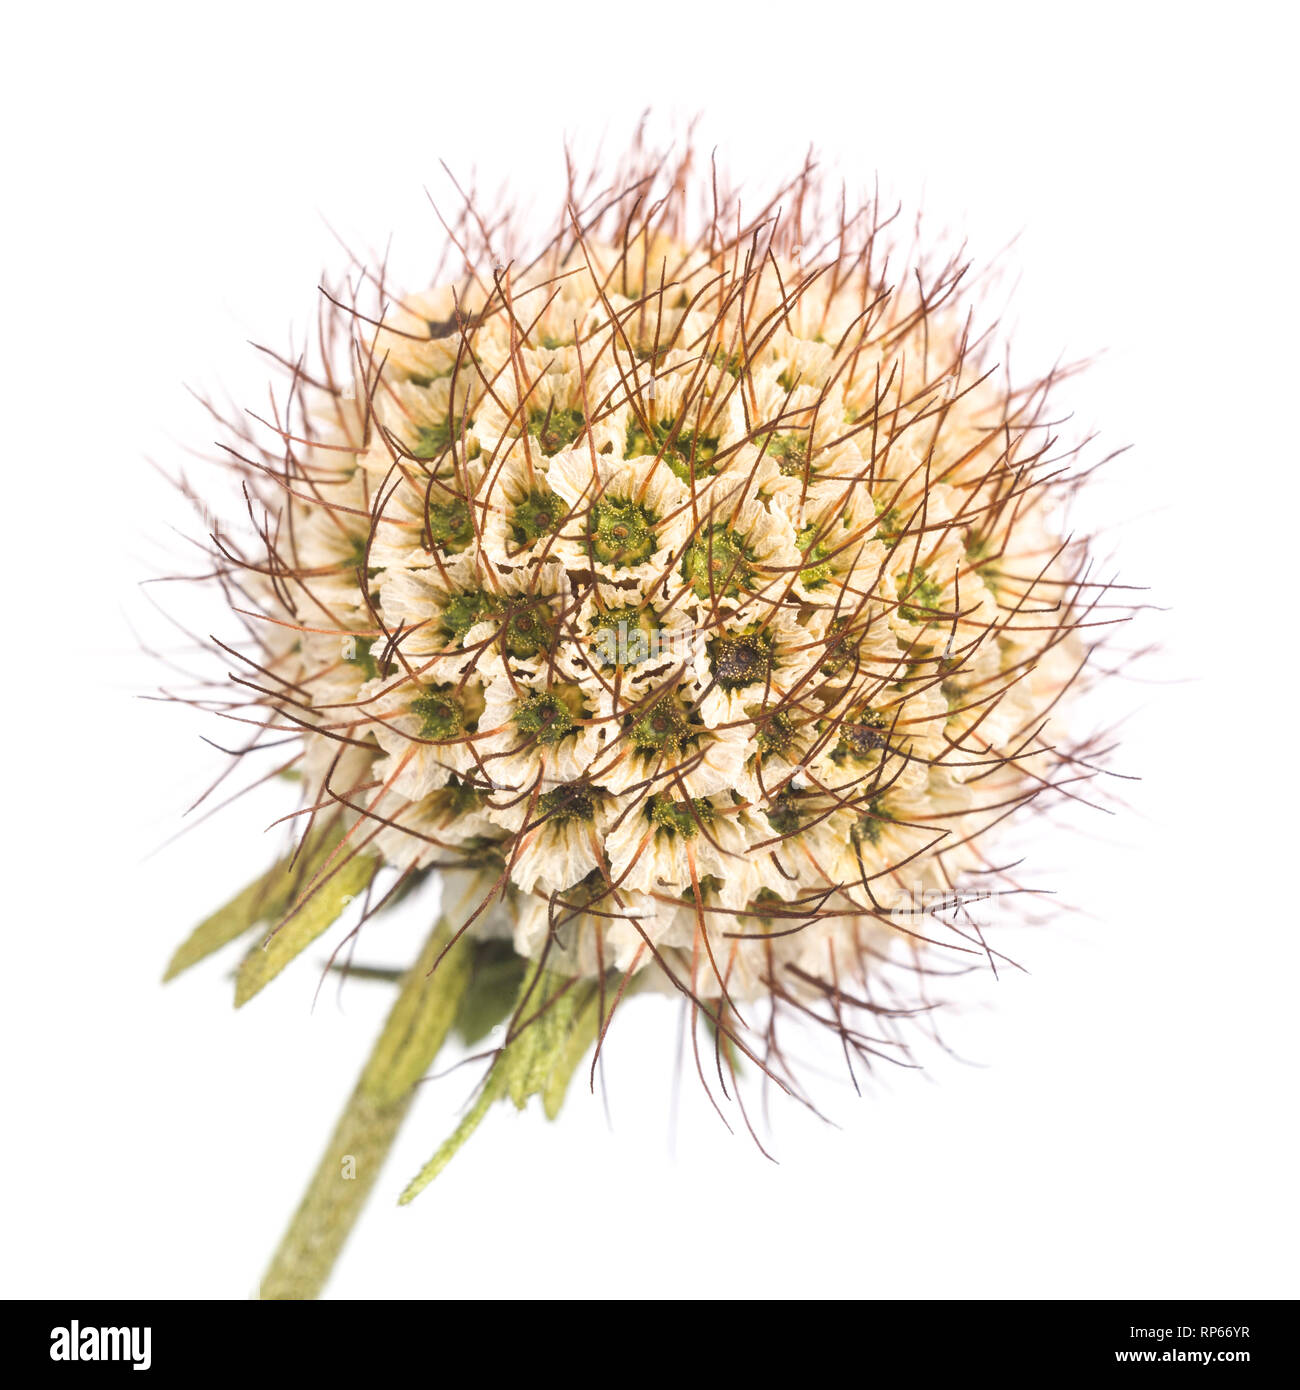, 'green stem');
258,920,469,1300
